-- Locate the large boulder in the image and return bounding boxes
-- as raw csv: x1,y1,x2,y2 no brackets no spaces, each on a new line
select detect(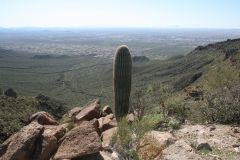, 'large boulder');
137,131,176,160
0,122,44,160
101,127,118,149
29,111,58,125
63,107,83,121
34,125,67,160
98,114,117,132
161,139,204,160
54,121,102,159
75,99,101,122
196,139,212,151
